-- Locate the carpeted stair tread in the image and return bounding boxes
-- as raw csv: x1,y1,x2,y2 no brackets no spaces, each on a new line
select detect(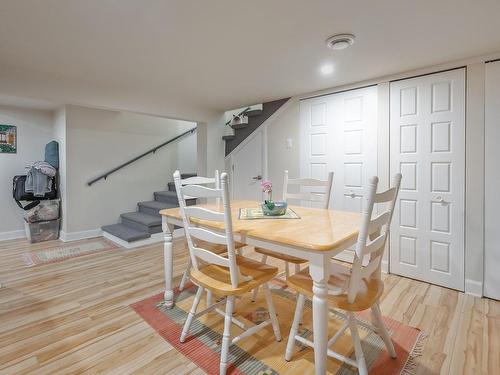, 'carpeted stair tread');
120,212,162,227
138,200,176,210
101,224,150,242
